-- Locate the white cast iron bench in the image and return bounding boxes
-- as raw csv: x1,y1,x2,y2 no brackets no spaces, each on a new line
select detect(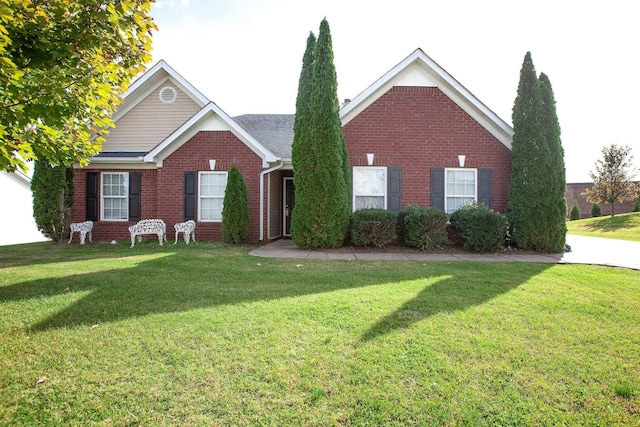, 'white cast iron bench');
67,221,93,245
129,219,167,248
174,220,196,244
